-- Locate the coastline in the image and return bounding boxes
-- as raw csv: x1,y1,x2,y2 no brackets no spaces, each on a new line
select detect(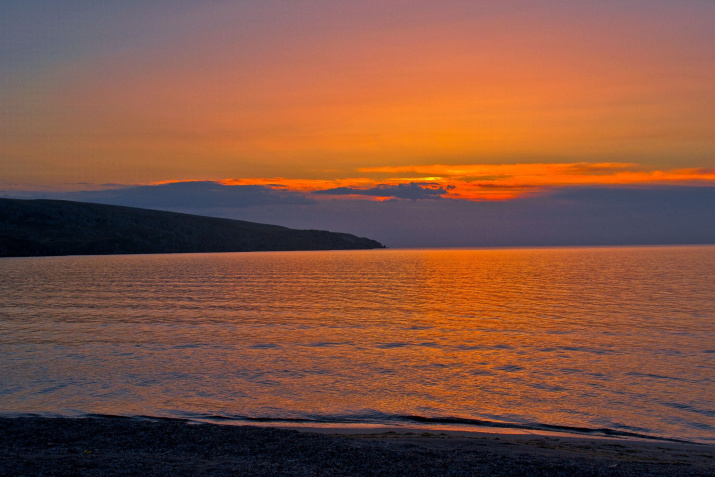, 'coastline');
1,416,712,476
